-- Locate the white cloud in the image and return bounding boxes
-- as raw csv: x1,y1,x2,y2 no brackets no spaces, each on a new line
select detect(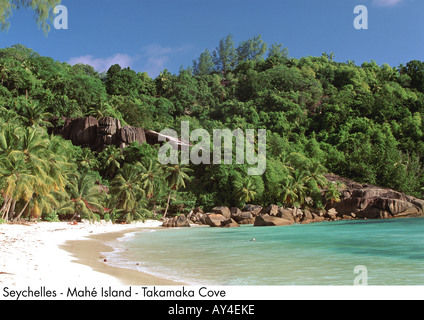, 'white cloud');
68,44,192,77
140,44,192,77
68,53,134,72
372,0,405,7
